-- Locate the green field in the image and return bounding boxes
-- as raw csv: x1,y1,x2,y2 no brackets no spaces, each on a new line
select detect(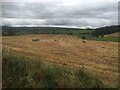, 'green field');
85,36,119,42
